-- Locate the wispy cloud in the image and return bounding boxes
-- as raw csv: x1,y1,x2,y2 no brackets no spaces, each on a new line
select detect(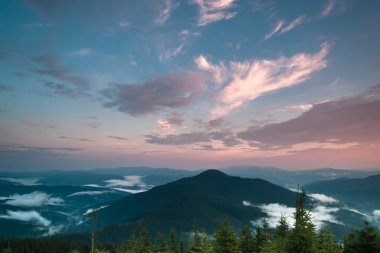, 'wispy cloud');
0,143,82,152
0,191,64,207
264,16,306,40
192,0,237,26
0,83,13,92
245,201,342,229
157,112,184,130
280,15,305,34
264,20,284,40
145,132,210,145
154,0,178,25
321,0,337,17
32,54,90,97
107,135,128,141
196,43,329,117
0,210,51,227
68,191,112,197
104,175,146,188
101,71,206,116
159,44,185,61
57,136,95,142
194,55,227,85
0,177,41,186
69,48,93,56
160,29,200,62
83,205,108,216
309,193,339,204
145,129,240,147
